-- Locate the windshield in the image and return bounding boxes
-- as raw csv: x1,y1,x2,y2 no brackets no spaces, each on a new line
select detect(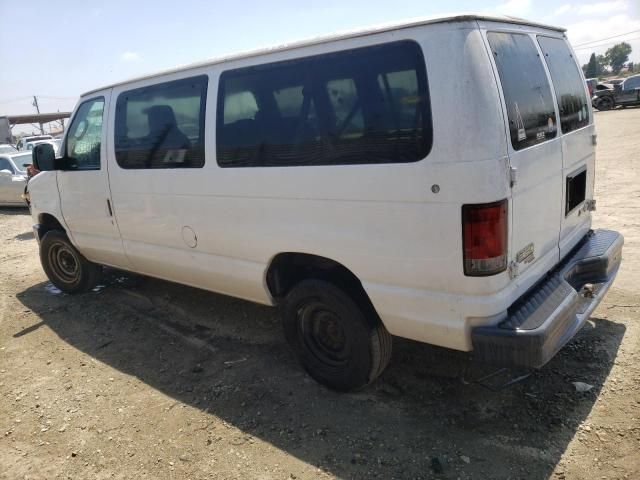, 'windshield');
0,145,18,154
